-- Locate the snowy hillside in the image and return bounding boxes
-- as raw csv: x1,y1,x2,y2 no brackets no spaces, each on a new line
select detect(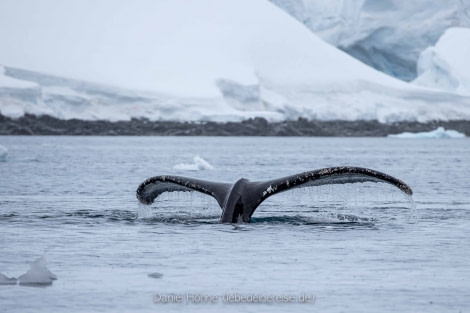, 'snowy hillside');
0,66,43,118
1,0,470,123
270,0,470,81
